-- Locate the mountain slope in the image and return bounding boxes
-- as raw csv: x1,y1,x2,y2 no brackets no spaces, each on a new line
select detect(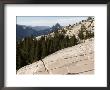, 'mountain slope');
17,38,94,75
36,18,94,40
